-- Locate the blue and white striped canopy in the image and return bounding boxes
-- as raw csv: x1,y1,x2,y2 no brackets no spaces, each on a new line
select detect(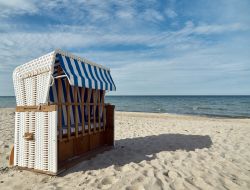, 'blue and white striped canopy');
55,54,116,91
